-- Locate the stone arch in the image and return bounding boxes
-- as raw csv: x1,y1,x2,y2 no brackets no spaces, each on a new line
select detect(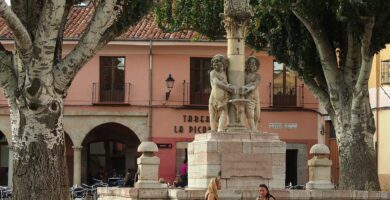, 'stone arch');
63,116,148,148
0,117,11,146
80,122,141,184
